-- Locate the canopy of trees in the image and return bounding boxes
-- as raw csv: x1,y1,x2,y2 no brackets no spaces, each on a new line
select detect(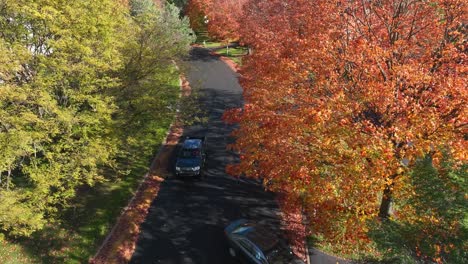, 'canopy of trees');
186,0,247,40
189,0,467,261
0,0,194,237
